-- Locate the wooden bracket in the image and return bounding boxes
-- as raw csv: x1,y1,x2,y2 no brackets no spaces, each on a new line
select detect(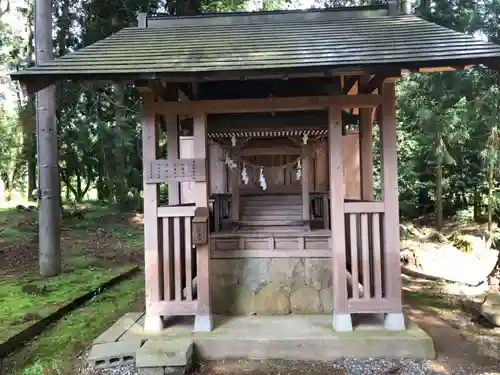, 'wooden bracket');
341,75,359,95
192,207,209,246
